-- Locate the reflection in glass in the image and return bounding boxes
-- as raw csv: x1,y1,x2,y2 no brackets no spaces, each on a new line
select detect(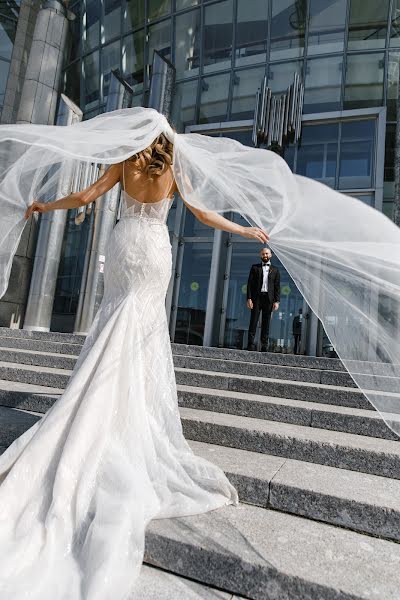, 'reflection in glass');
147,19,171,69
176,0,199,9
101,41,120,101
171,79,198,131
204,0,233,73
124,0,145,31
303,55,342,113
174,242,213,345
68,4,81,63
102,0,121,43
199,73,230,124
148,0,170,21
235,0,268,67
348,0,389,50
223,242,303,351
307,0,346,55
384,124,395,182
339,120,375,189
122,31,144,91
386,52,400,121
62,61,80,106
83,0,99,51
344,52,384,109
390,0,400,46
231,67,265,120
270,0,306,61
83,51,99,110
0,58,10,106
267,60,302,95
296,123,339,187
174,9,201,78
